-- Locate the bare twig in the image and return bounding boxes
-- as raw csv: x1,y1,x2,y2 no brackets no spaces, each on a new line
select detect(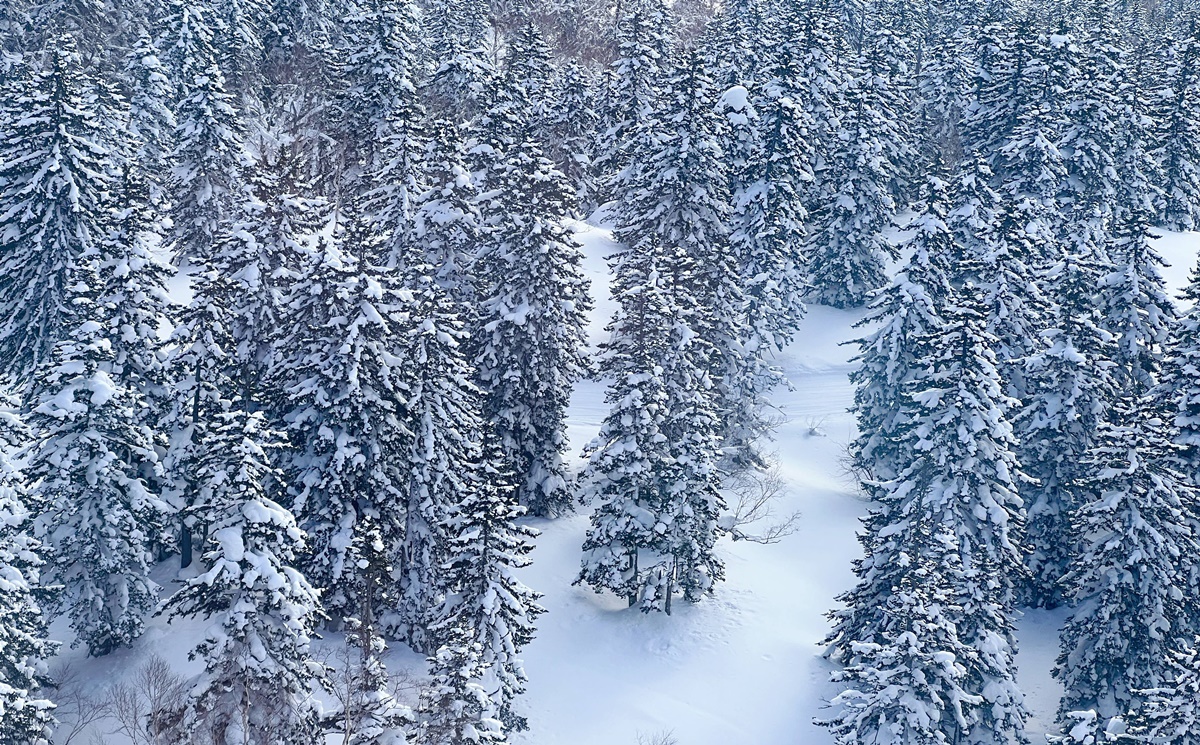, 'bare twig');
723,462,801,544
637,730,679,745
53,663,111,745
